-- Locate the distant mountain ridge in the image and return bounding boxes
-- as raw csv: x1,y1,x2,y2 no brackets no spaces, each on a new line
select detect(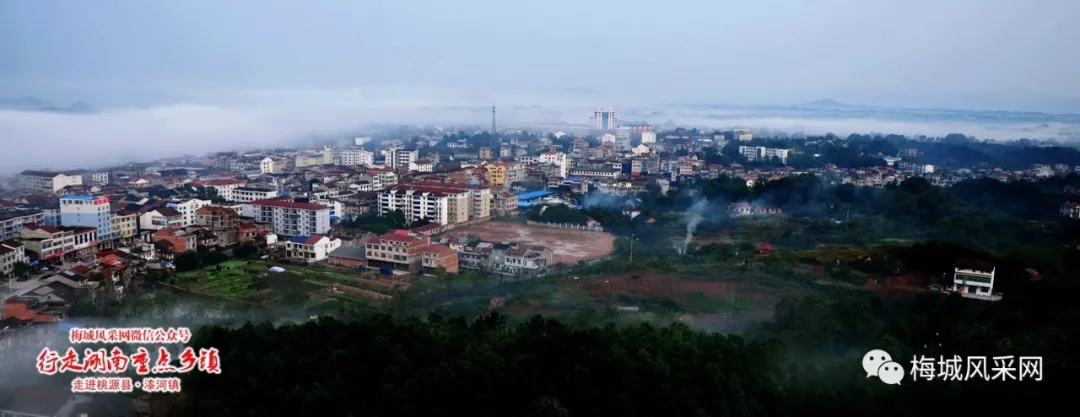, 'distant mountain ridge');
0,96,92,113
